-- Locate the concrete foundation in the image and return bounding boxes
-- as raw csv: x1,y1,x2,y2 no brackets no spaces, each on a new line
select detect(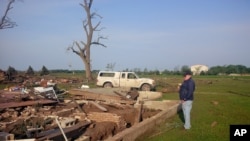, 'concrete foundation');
106,100,181,141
